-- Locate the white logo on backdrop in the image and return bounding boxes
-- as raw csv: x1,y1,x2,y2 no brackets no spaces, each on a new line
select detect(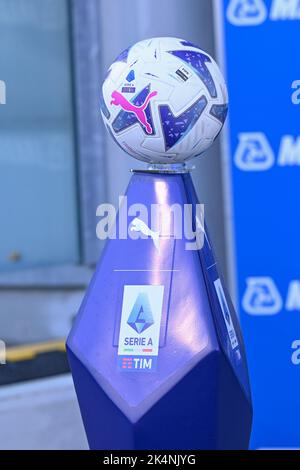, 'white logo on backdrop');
234,132,275,170
242,277,283,315
234,133,300,169
227,0,300,25
291,340,300,365
291,80,300,104
227,0,267,25
243,279,300,315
